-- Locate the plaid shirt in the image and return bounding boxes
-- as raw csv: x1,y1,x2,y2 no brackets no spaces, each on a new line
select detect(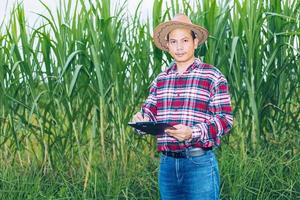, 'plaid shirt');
141,58,233,152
